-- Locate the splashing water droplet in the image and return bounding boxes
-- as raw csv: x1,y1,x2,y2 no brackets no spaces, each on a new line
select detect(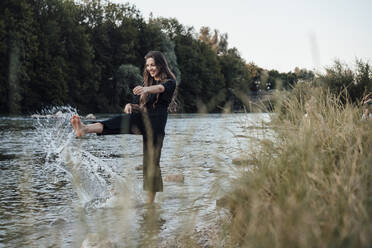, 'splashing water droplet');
31,106,123,208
